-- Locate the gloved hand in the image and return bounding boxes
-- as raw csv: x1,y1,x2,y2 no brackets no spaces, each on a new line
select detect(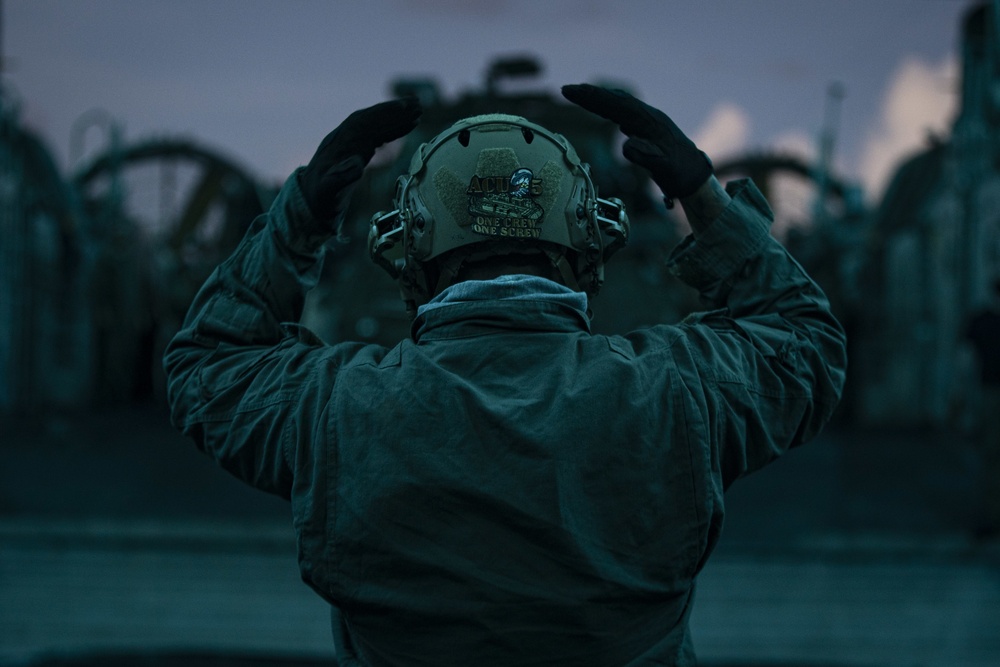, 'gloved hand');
298,97,422,222
561,84,712,204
